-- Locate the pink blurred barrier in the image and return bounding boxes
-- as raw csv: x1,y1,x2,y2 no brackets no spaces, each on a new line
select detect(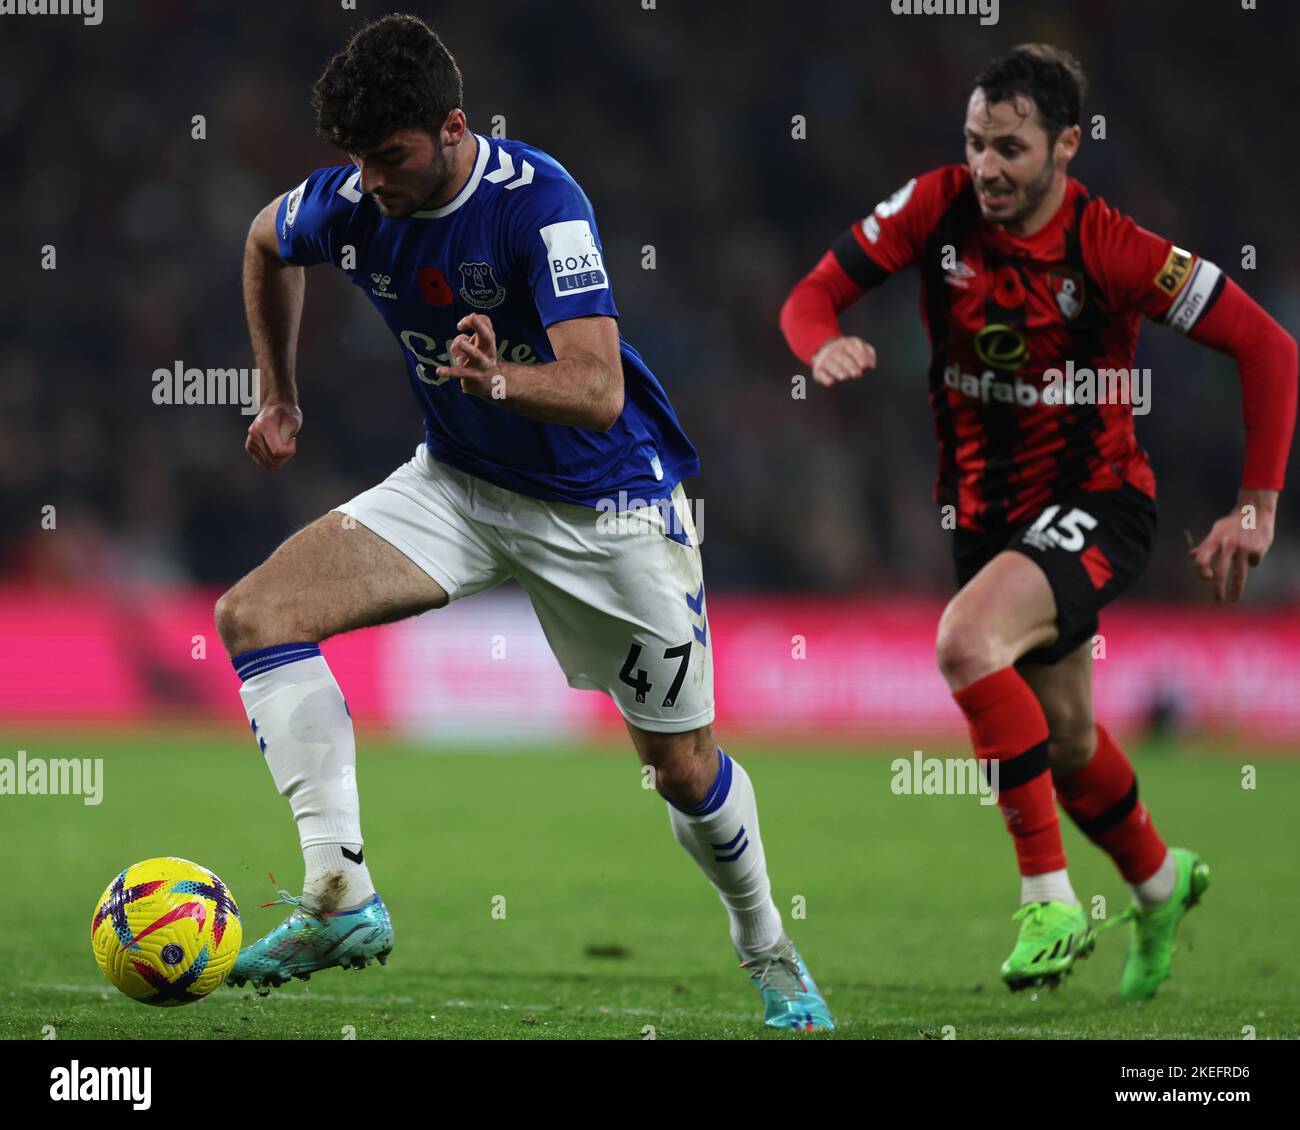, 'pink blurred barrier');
1,586,1298,739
